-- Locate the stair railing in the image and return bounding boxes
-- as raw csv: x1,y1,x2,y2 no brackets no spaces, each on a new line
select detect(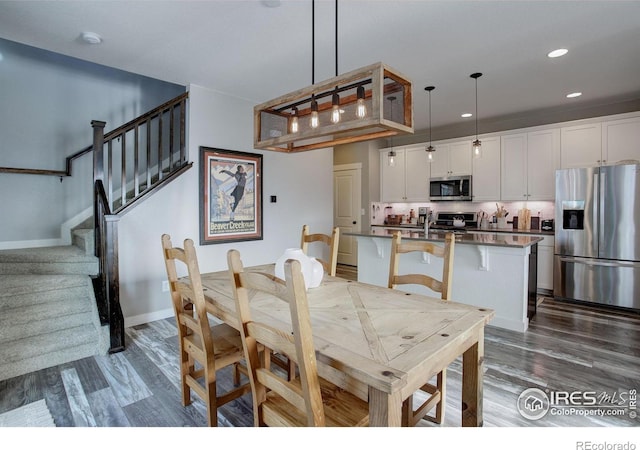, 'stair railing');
91,92,191,352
